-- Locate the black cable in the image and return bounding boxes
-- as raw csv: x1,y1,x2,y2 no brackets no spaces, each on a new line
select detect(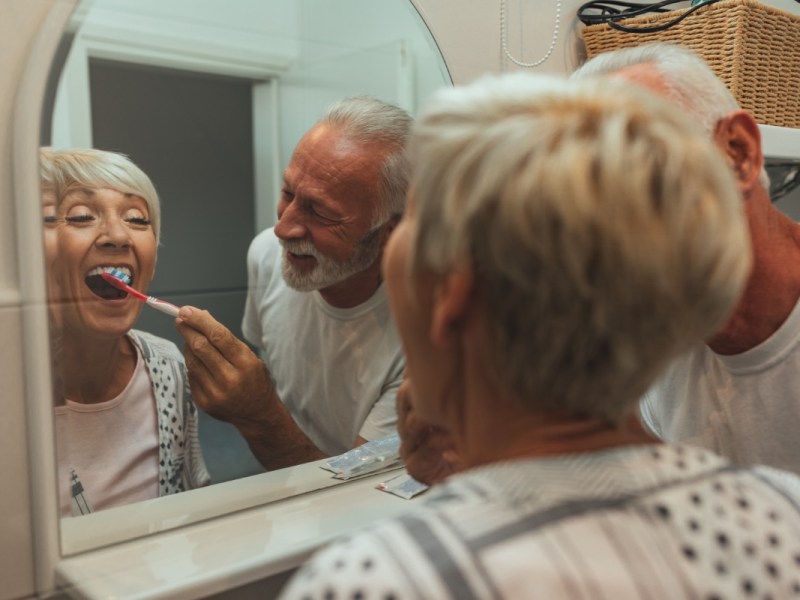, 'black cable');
766,161,800,203
579,0,800,34
577,0,724,33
